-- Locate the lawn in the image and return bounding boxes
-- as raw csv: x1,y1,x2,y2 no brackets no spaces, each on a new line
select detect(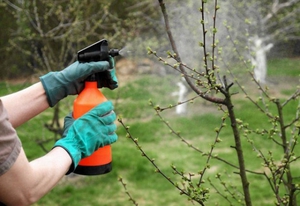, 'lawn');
0,58,299,205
